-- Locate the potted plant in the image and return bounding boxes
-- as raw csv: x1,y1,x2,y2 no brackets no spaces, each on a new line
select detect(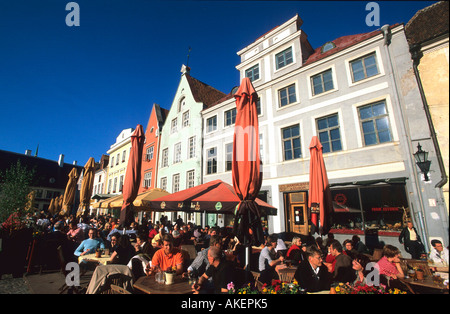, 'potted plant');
164,266,176,285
